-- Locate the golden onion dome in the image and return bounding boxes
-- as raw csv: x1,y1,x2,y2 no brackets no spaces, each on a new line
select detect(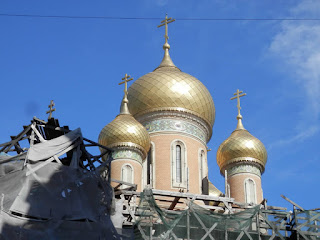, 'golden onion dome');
217,90,267,174
216,116,267,174
216,128,267,172
127,38,215,141
99,93,151,159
